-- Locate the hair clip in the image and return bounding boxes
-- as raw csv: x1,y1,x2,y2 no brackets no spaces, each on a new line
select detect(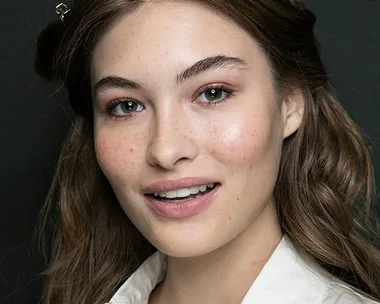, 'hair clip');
56,3,70,21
